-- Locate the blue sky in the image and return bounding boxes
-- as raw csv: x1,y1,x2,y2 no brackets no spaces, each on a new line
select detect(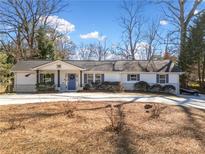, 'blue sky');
56,0,205,48
58,0,166,45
